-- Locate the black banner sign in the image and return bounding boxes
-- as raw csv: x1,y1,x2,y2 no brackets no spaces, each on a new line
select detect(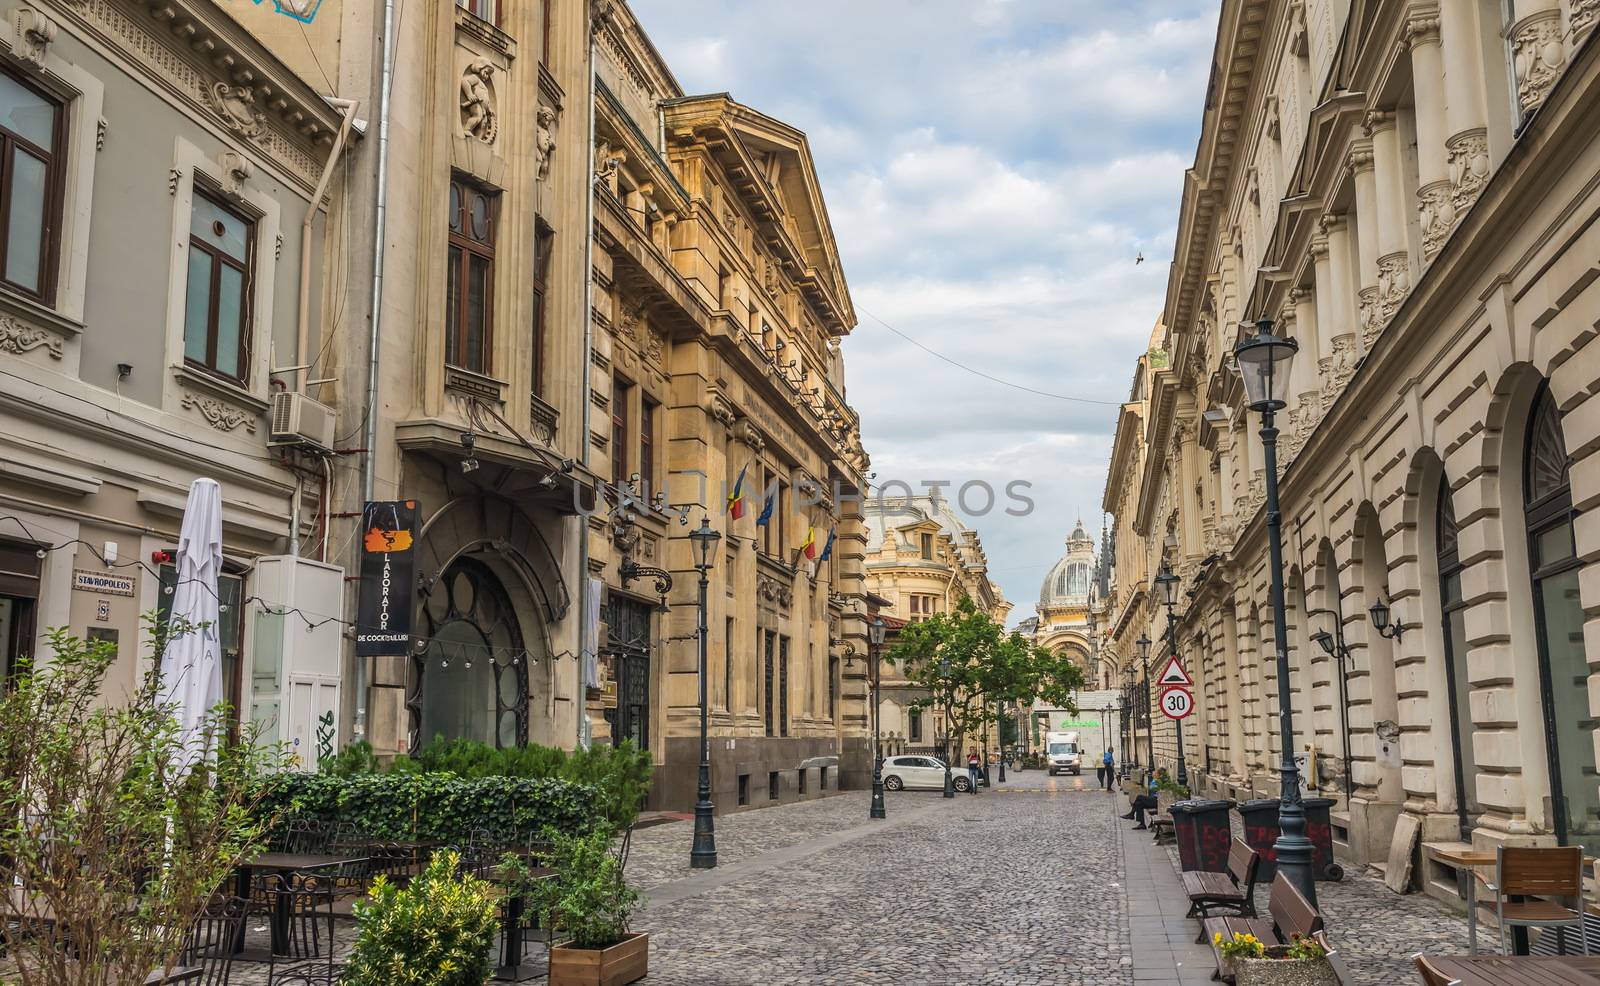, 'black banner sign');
355,500,419,657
